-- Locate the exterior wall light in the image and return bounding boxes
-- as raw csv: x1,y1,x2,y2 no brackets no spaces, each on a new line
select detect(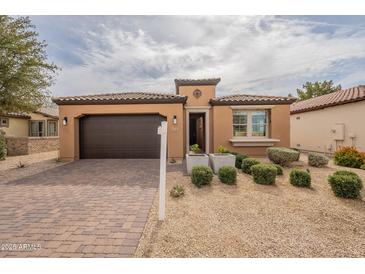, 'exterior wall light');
173,115,177,125
63,117,68,126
